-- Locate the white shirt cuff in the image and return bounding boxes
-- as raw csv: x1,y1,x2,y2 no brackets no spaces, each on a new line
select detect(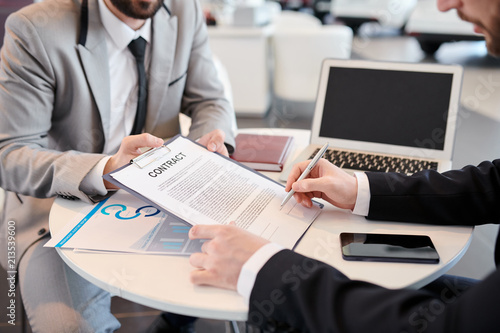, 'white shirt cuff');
237,242,284,304
81,156,111,196
352,172,370,216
